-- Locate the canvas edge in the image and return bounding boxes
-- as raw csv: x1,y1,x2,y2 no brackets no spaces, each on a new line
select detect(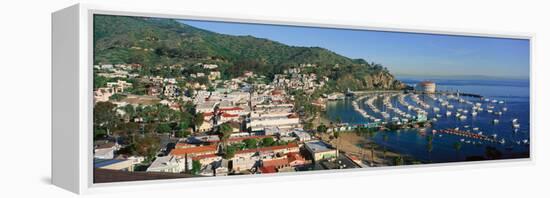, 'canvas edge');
51,3,82,194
